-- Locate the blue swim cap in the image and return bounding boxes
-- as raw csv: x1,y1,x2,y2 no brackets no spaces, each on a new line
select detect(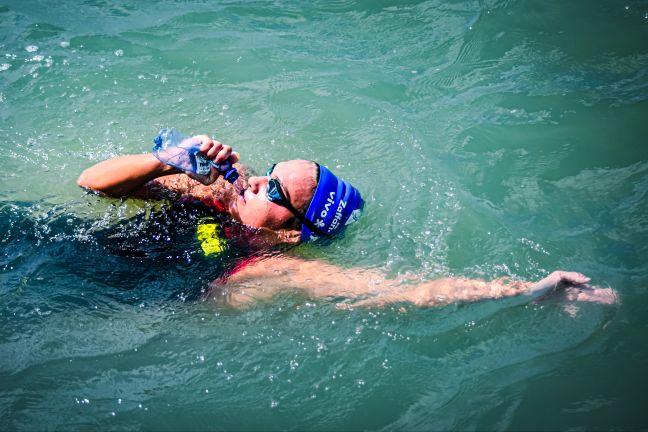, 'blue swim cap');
301,164,364,242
